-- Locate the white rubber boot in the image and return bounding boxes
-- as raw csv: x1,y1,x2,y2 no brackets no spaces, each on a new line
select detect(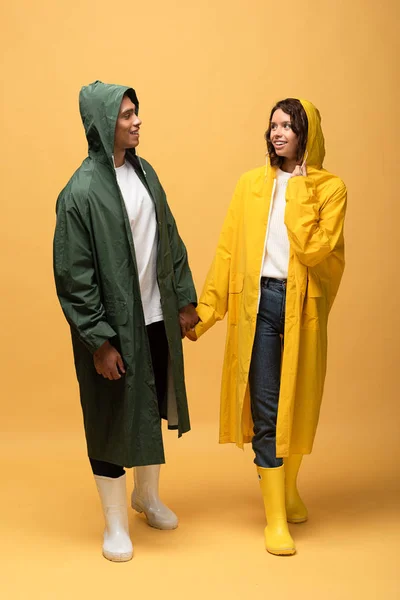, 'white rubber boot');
131,465,178,530
94,474,133,562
